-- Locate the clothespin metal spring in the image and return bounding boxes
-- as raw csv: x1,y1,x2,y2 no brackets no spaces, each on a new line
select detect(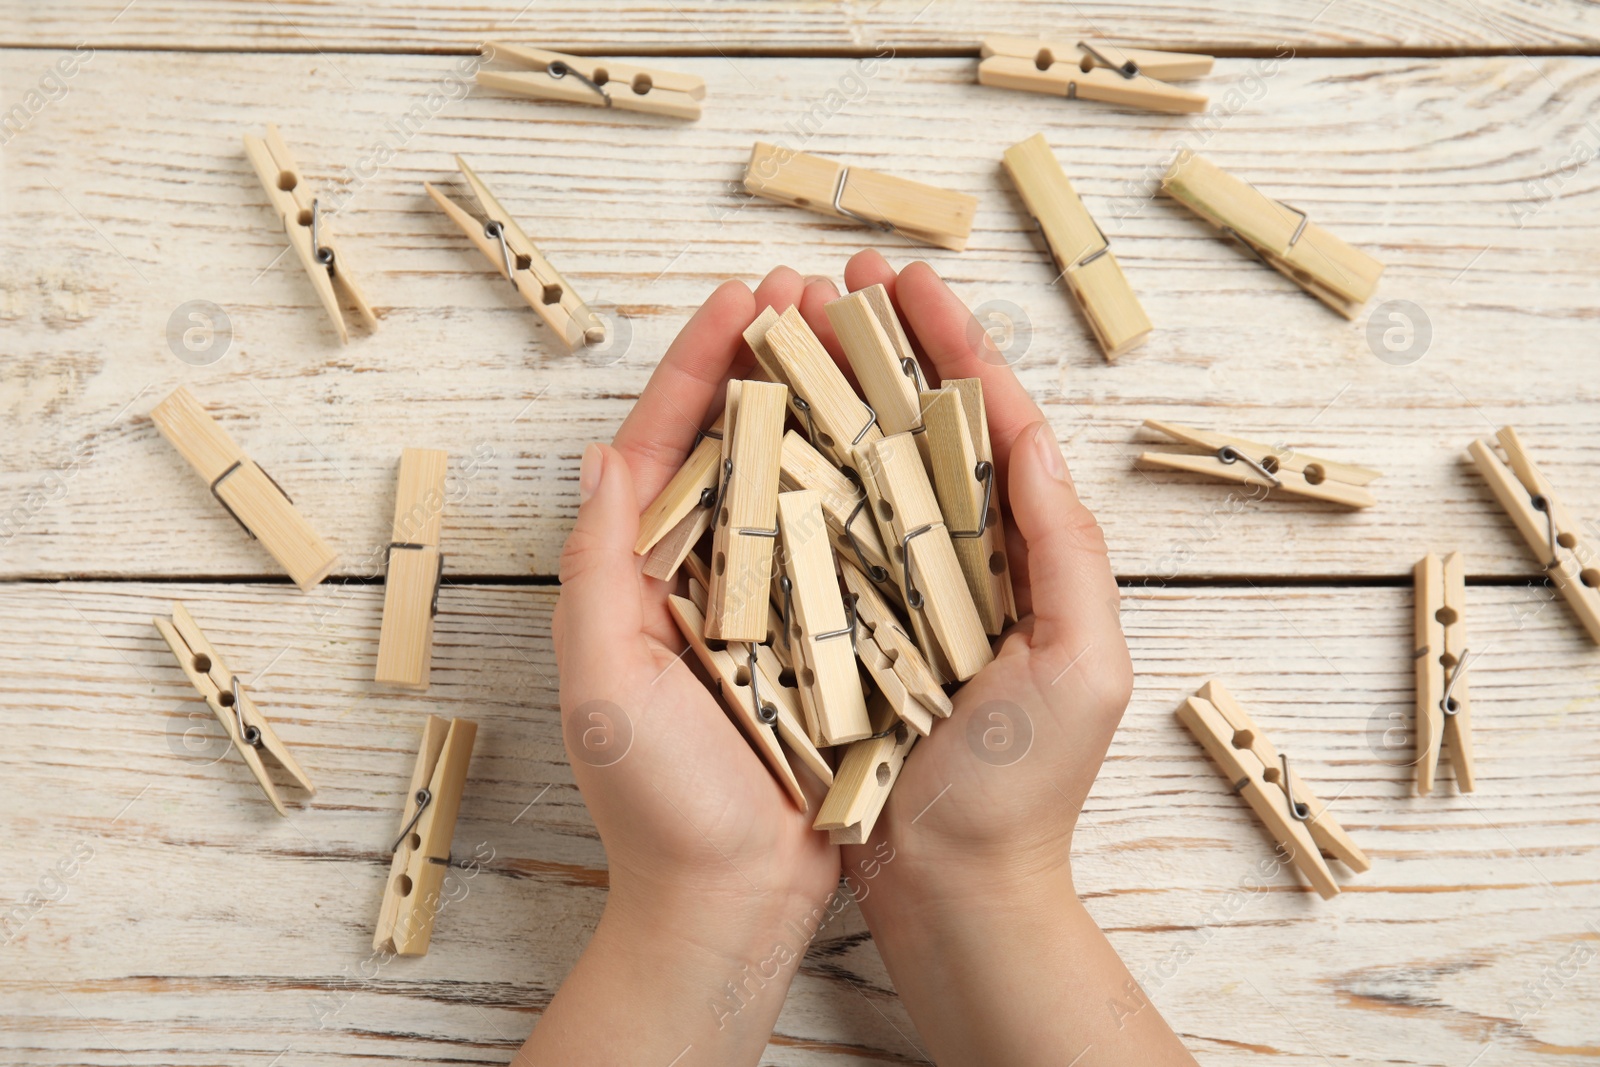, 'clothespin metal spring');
949,461,995,540
209,459,295,540
1216,445,1281,488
